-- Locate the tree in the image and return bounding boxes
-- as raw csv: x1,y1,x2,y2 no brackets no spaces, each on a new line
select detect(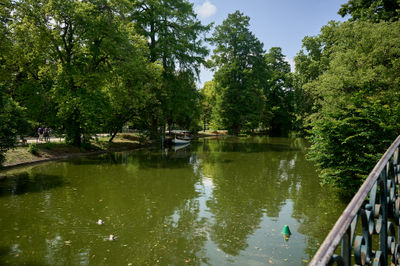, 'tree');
263,47,294,136
210,11,266,135
293,21,341,134
102,23,163,142
0,0,29,166
8,0,58,130
130,0,210,136
306,21,400,195
162,71,202,133
0,94,28,166
12,0,155,146
200,81,217,131
339,0,400,22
